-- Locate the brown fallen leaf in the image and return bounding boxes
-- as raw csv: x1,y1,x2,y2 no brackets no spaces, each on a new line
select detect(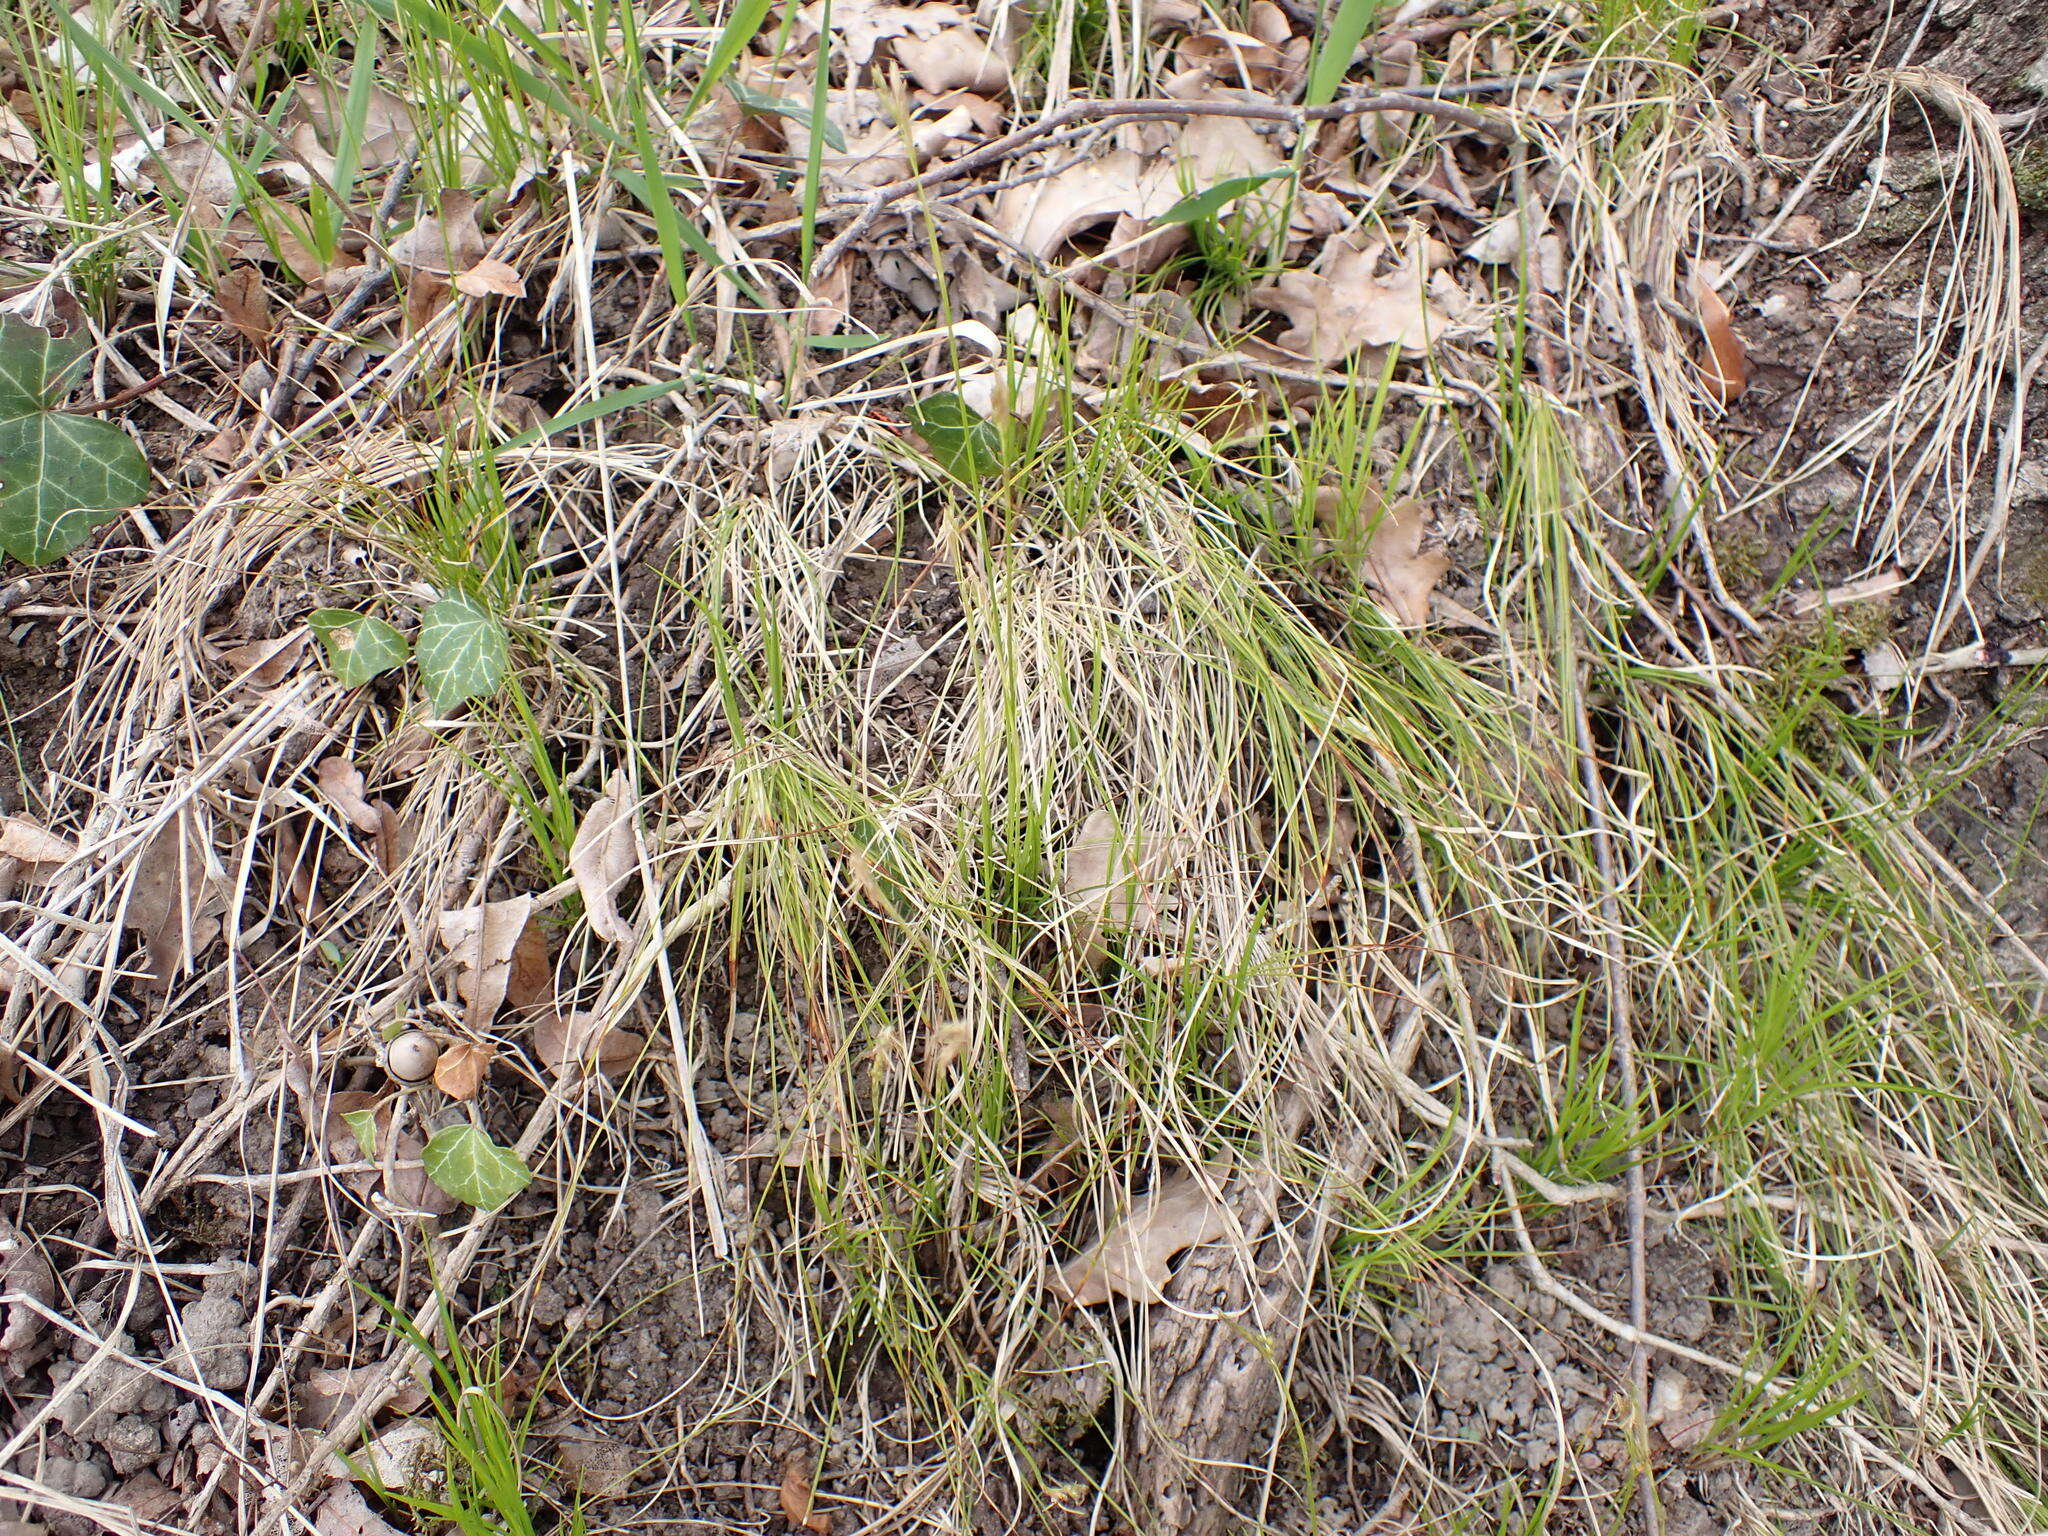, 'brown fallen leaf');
314,756,383,835
216,631,308,688
547,1420,639,1500
0,817,76,868
453,257,525,299
1315,484,1449,628
1052,1165,1235,1305
568,770,640,946
298,1363,427,1430
436,895,537,1027
432,1040,493,1100
0,100,36,167
1250,233,1454,363
1690,267,1749,404
125,809,228,991
779,1456,831,1535
799,0,1007,93
533,1011,646,1077
389,191,490,278
993,149,1175,262
1061,808,1186,965
294,78,417,170
313,1484,409,1536
213,266,273,346
506,913,554,1014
